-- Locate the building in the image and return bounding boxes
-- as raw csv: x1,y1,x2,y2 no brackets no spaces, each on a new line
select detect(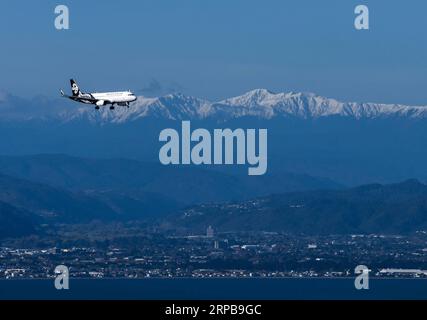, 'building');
207,226,214,238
